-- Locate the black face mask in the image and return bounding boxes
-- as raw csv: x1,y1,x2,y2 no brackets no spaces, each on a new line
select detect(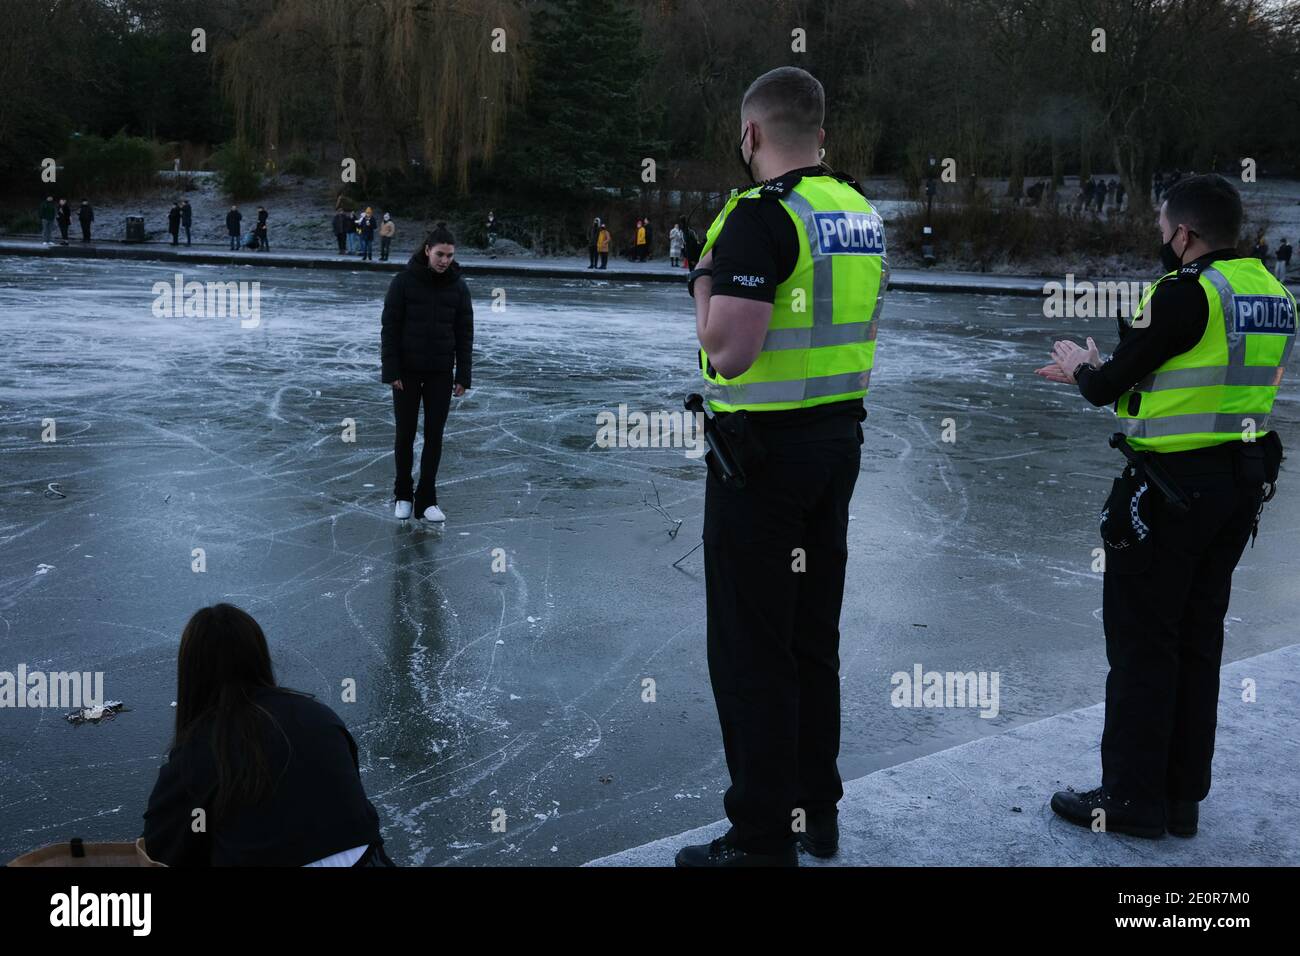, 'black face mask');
736,128,756,184
1160,226,1196,273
